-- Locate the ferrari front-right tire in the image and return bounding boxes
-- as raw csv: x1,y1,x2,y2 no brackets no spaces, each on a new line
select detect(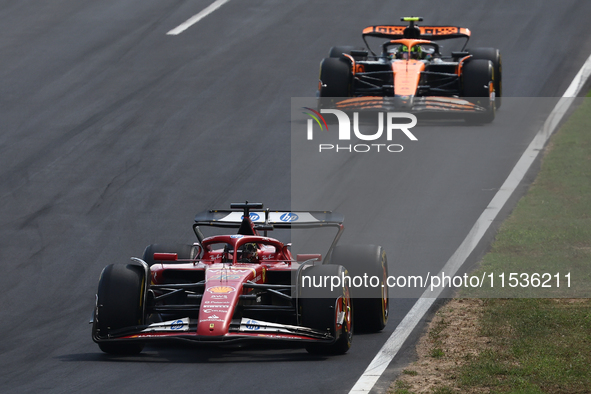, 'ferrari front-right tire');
93,263,146,355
